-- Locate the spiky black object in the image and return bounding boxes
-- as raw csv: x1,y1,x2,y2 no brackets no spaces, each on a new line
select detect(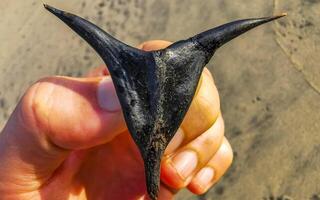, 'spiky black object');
44,4,285,199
